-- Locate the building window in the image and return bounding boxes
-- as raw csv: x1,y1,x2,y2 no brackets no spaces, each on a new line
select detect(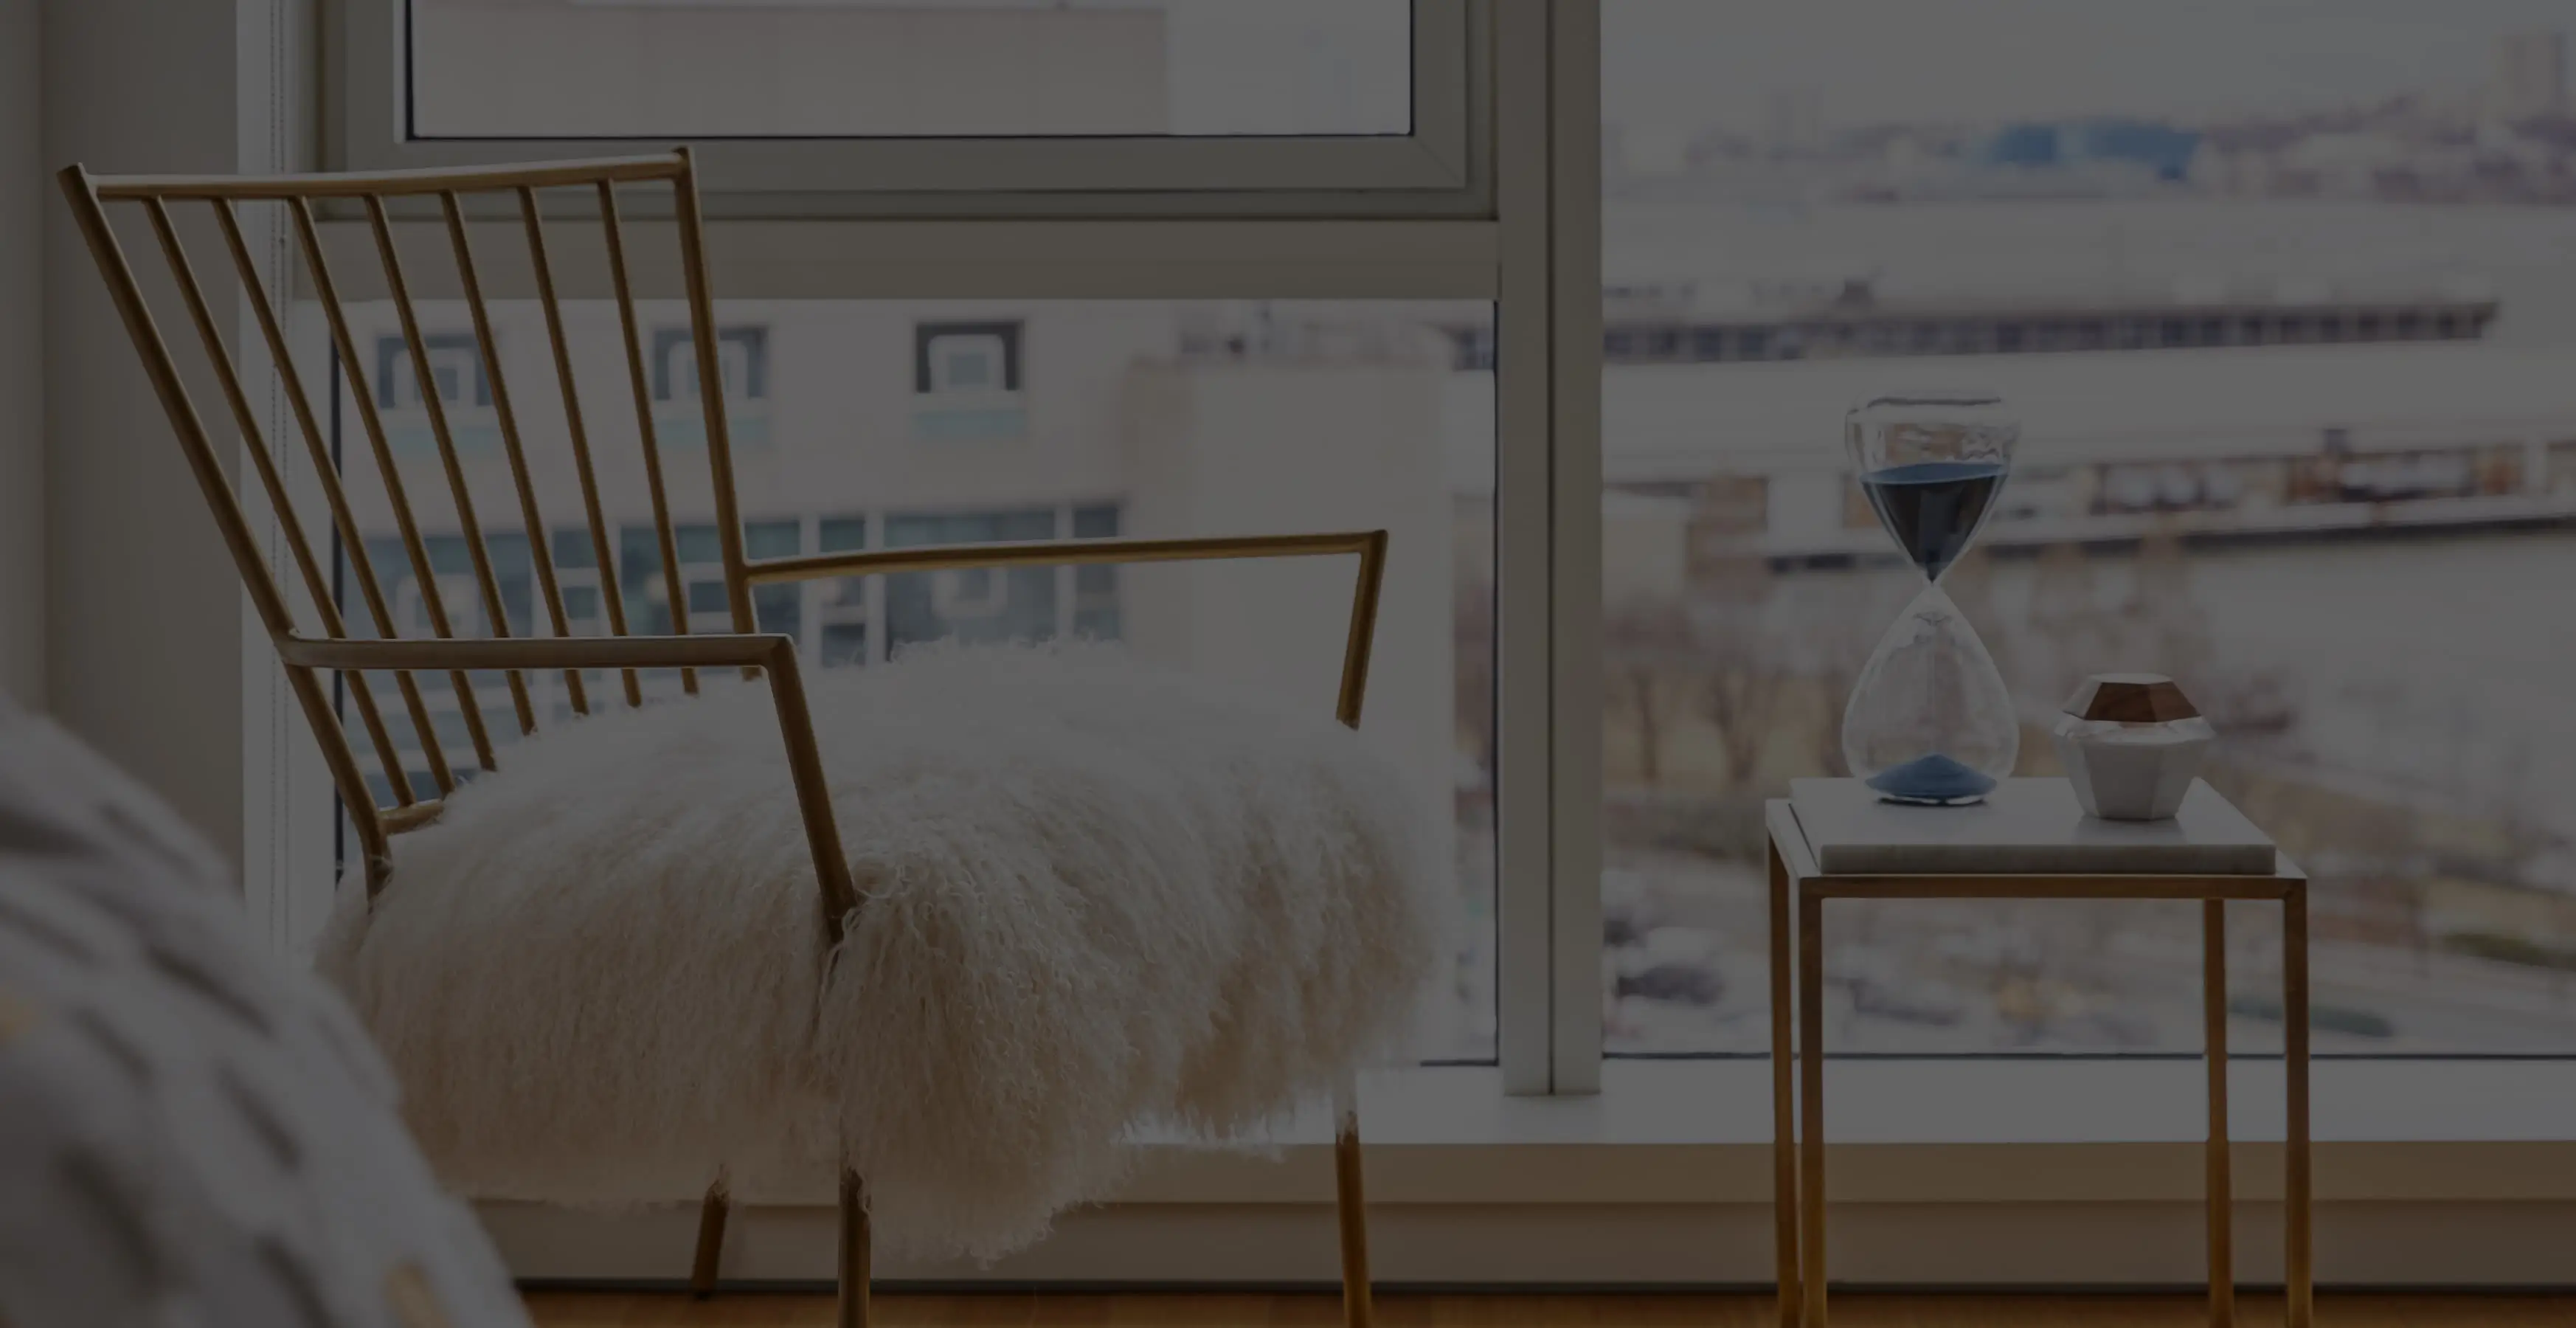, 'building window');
651,326,769,404
1070,504,1122,640
816,516,871,670
884,508,1058,649
915,322,1022,397
374,333,487,412
744,519,803,641
912,321,1027,442
617,524,733,643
